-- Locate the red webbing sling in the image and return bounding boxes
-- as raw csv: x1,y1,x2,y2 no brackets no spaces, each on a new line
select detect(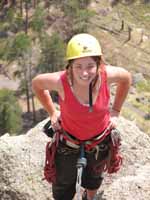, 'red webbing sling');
43,131,60,184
